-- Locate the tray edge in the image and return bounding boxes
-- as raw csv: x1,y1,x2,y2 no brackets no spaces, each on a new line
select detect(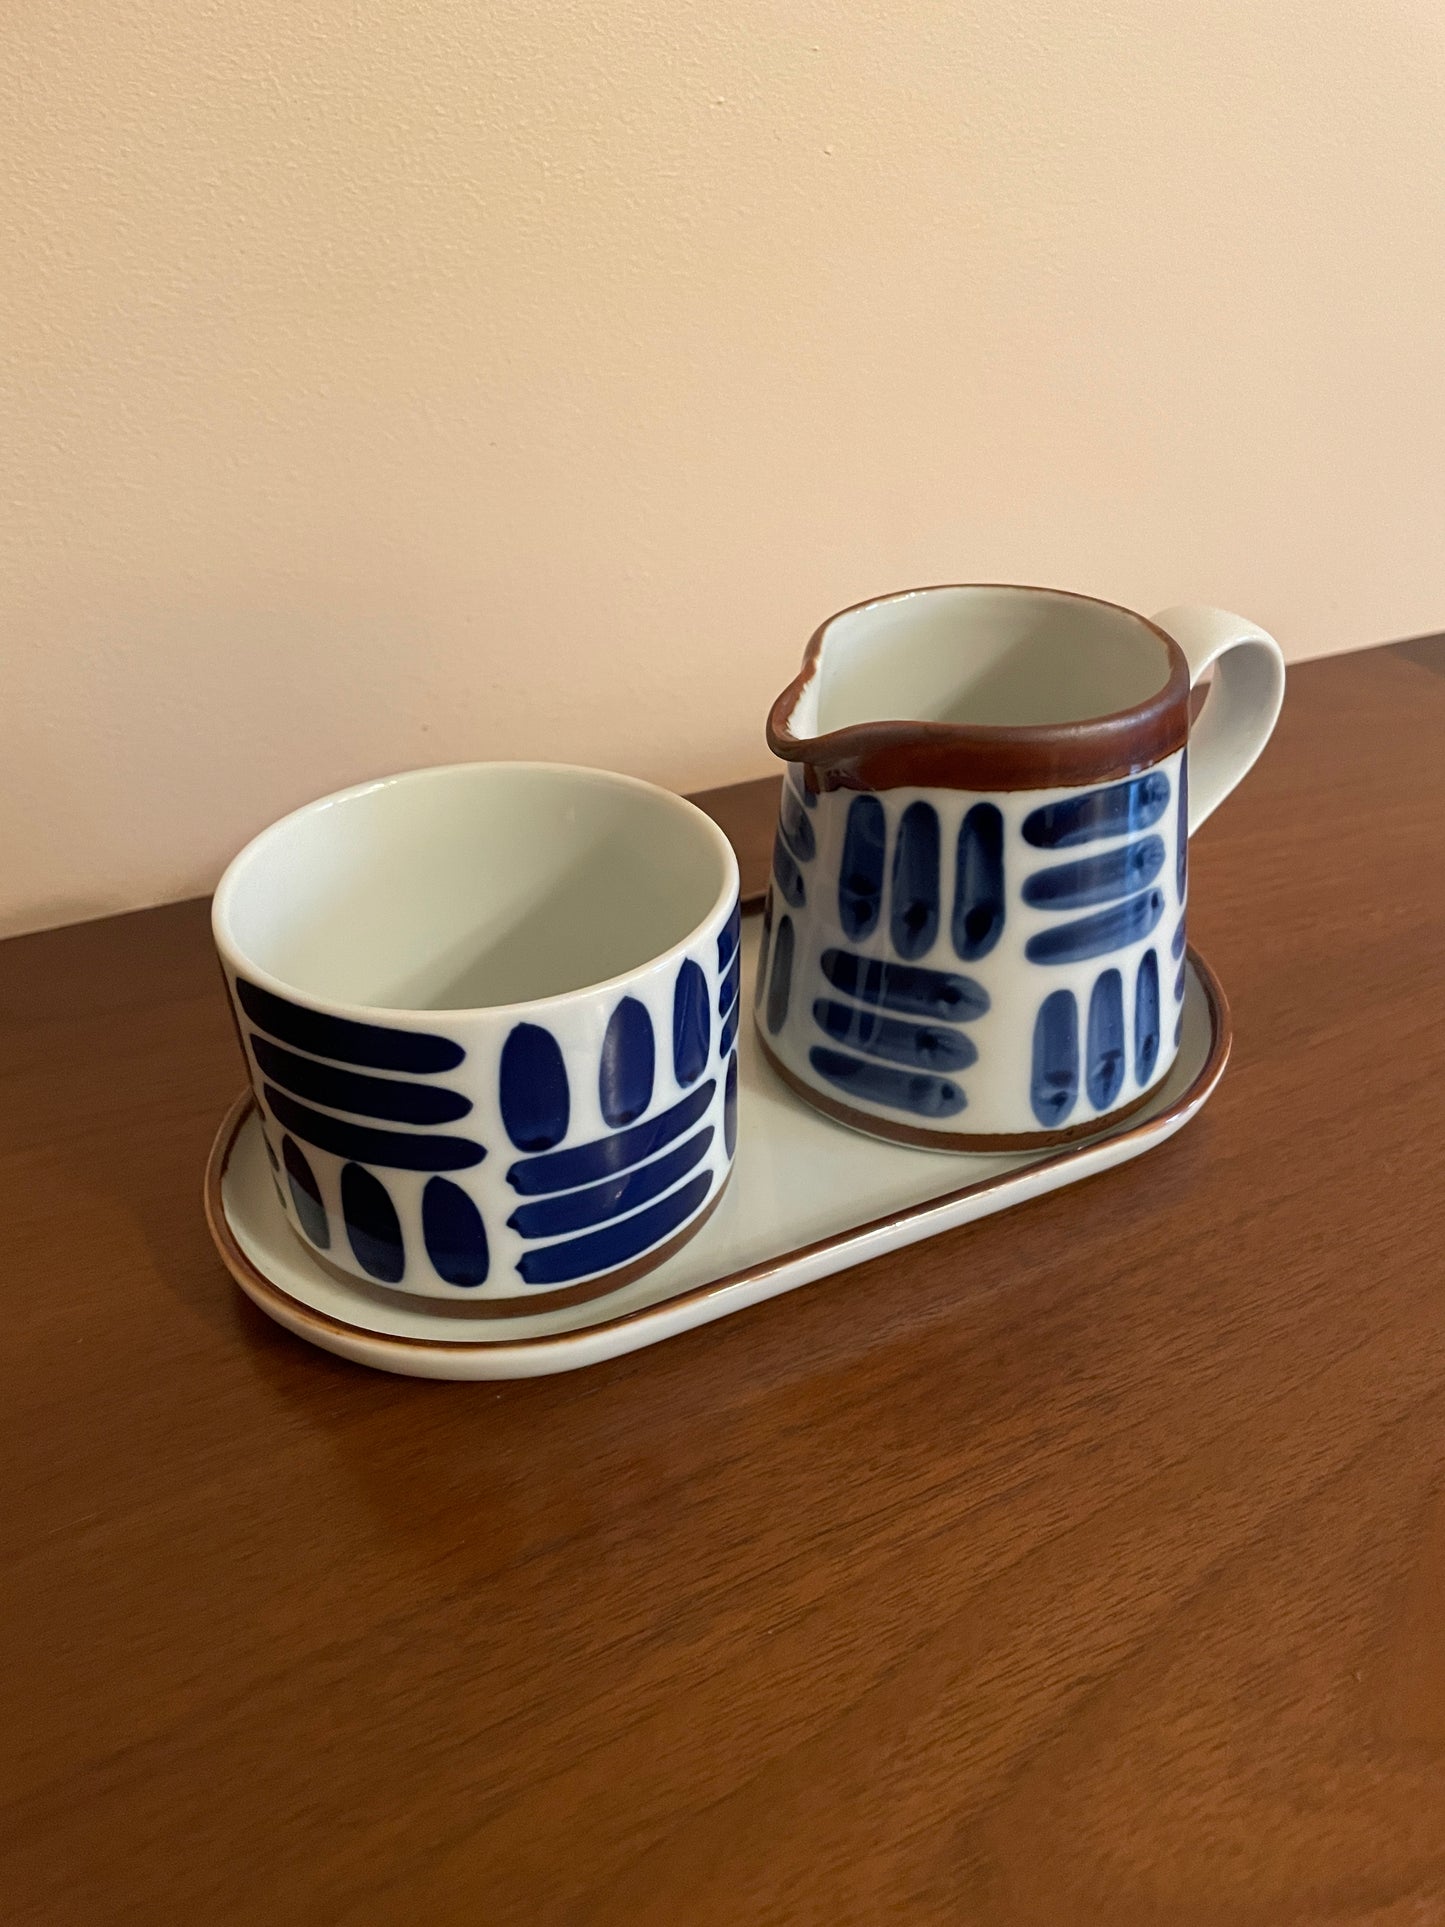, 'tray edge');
203,947,1232,1375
